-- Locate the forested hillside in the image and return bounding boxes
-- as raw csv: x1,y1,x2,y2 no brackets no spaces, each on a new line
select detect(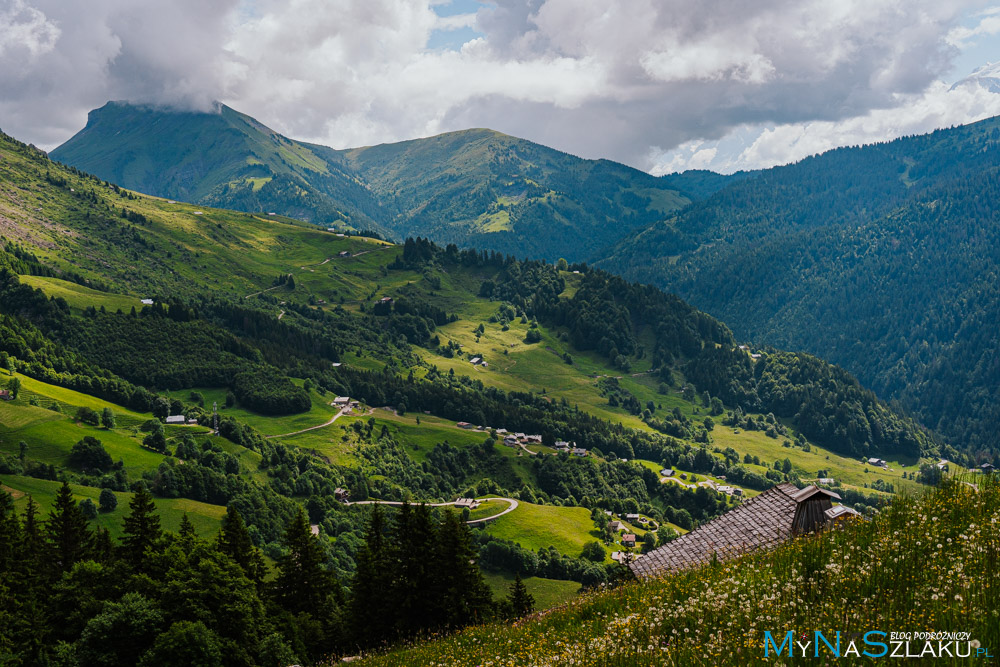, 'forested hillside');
0,126,959,665
601,116,1000,458
50,103,690,262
